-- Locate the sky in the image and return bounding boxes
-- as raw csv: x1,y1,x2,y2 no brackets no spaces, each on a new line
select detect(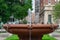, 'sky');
32,0,35,12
